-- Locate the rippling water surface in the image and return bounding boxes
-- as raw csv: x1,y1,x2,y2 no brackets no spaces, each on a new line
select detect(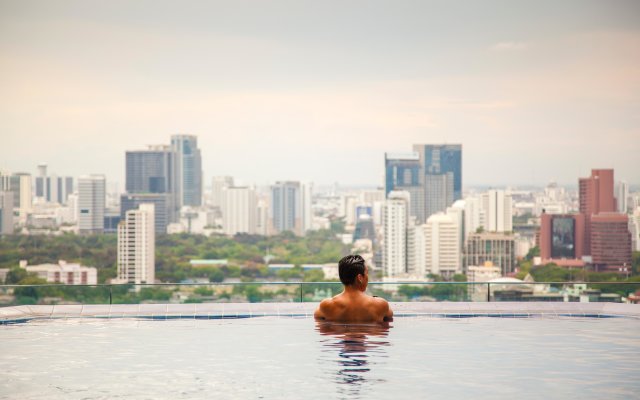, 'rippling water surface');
1,317,639,399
